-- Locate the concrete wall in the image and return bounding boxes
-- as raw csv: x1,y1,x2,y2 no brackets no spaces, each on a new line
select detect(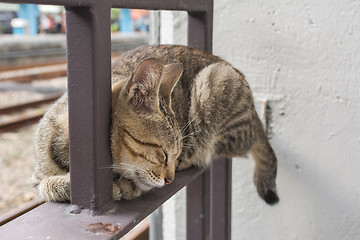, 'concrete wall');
158,1,360,239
